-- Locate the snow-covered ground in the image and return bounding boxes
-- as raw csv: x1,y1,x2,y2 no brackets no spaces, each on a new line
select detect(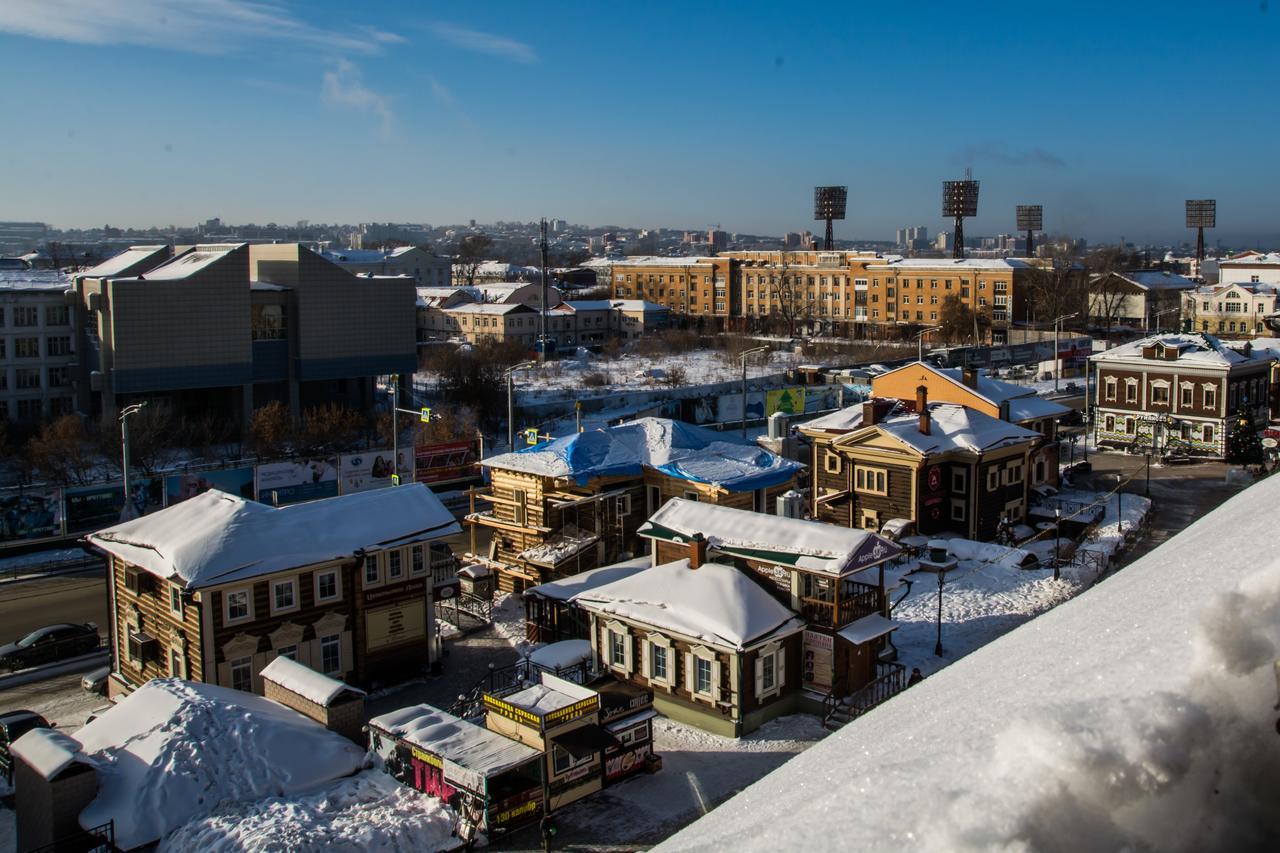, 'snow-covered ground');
160,769,457,852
